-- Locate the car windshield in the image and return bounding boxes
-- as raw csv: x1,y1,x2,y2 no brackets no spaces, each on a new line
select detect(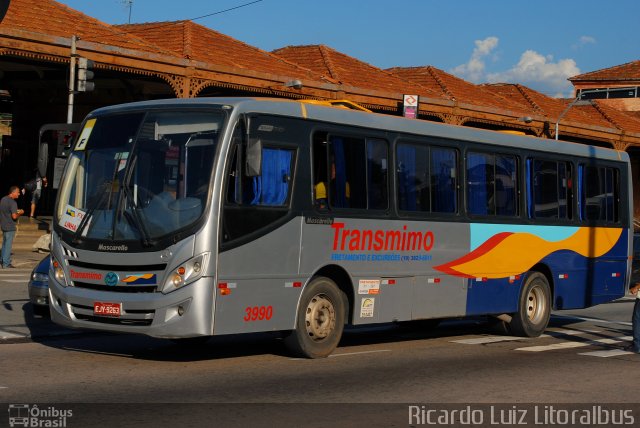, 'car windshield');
55,109,224,244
